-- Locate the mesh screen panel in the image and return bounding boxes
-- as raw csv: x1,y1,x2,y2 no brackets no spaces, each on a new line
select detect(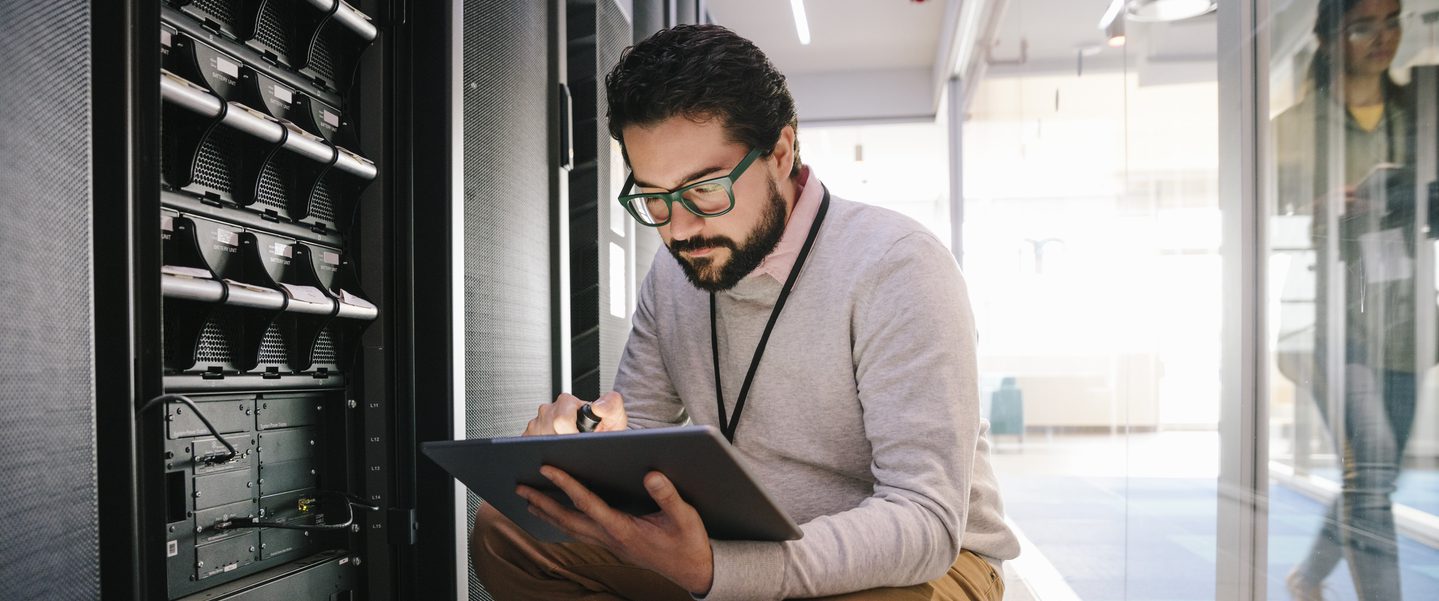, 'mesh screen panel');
254,3,289,56
462,1,553,598
0,0,99,599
